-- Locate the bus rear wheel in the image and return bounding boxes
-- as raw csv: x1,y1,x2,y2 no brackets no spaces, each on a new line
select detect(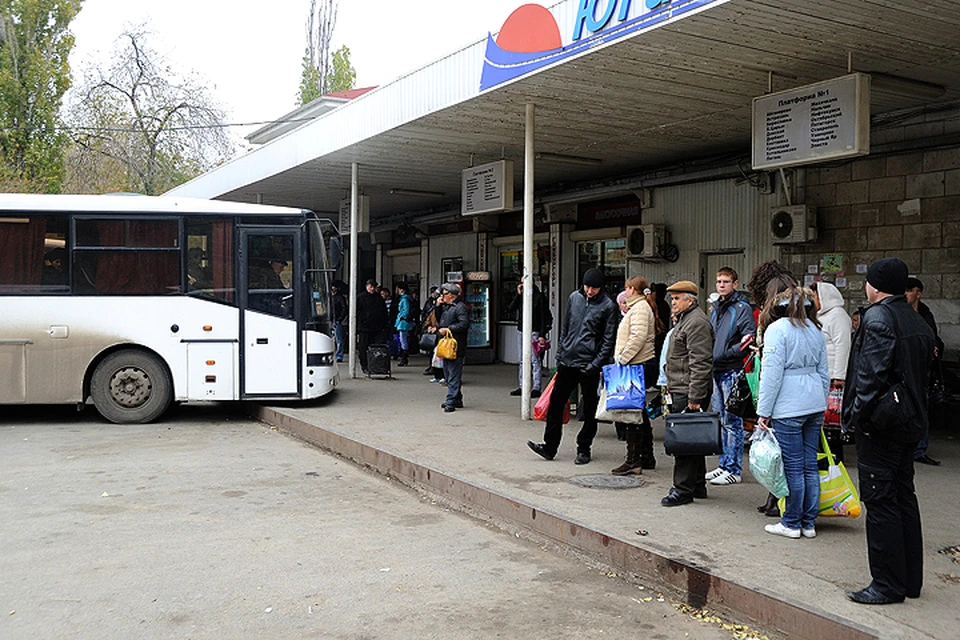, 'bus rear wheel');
91,350,172,424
